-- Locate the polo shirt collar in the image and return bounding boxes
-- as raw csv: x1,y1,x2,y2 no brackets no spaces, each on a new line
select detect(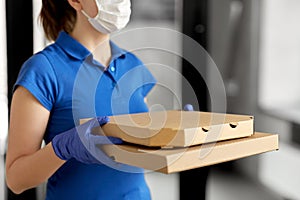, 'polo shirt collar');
56,31,90,60
110,40,127,60
56,31,127,61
